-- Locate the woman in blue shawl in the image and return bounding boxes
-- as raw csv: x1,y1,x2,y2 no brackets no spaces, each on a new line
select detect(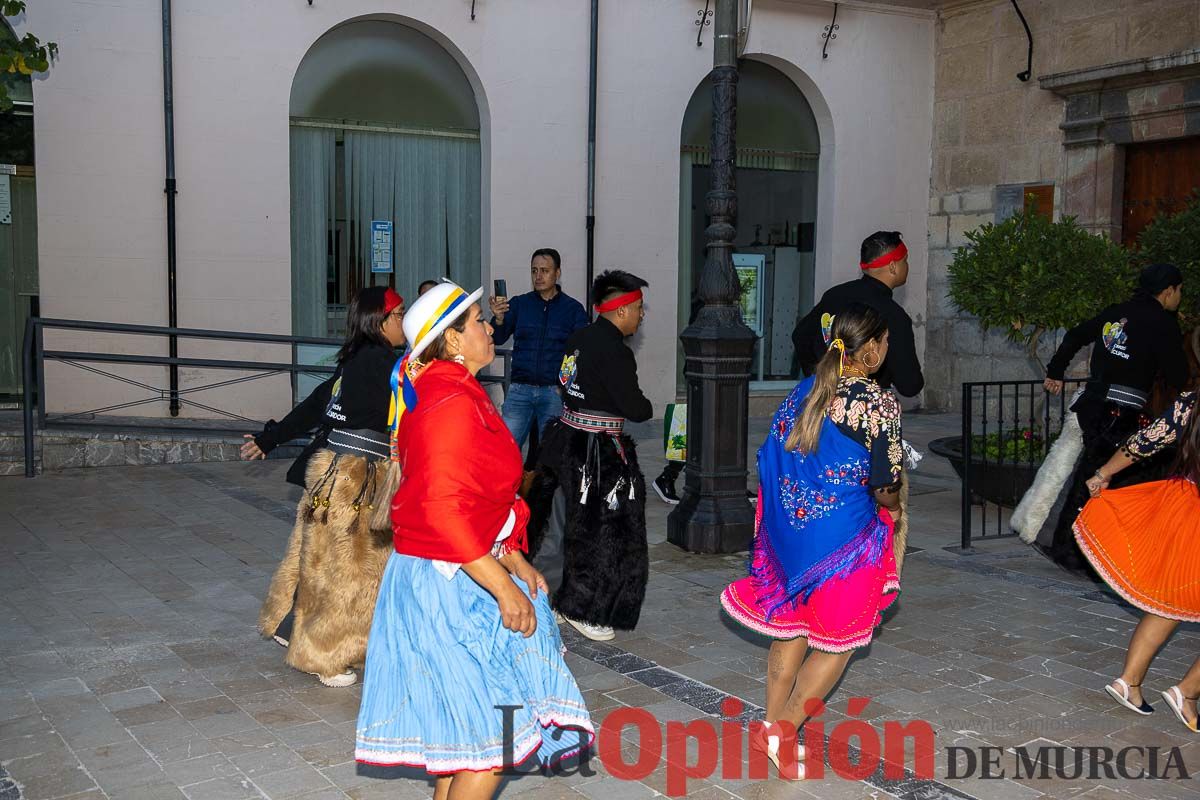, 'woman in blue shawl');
721,304,903,779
